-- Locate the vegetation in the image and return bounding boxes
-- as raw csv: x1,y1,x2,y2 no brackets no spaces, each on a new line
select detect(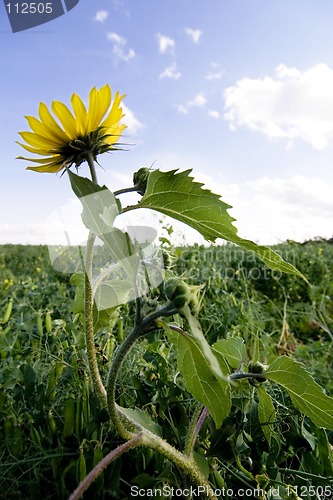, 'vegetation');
9,85,333,500
1,238,333,499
